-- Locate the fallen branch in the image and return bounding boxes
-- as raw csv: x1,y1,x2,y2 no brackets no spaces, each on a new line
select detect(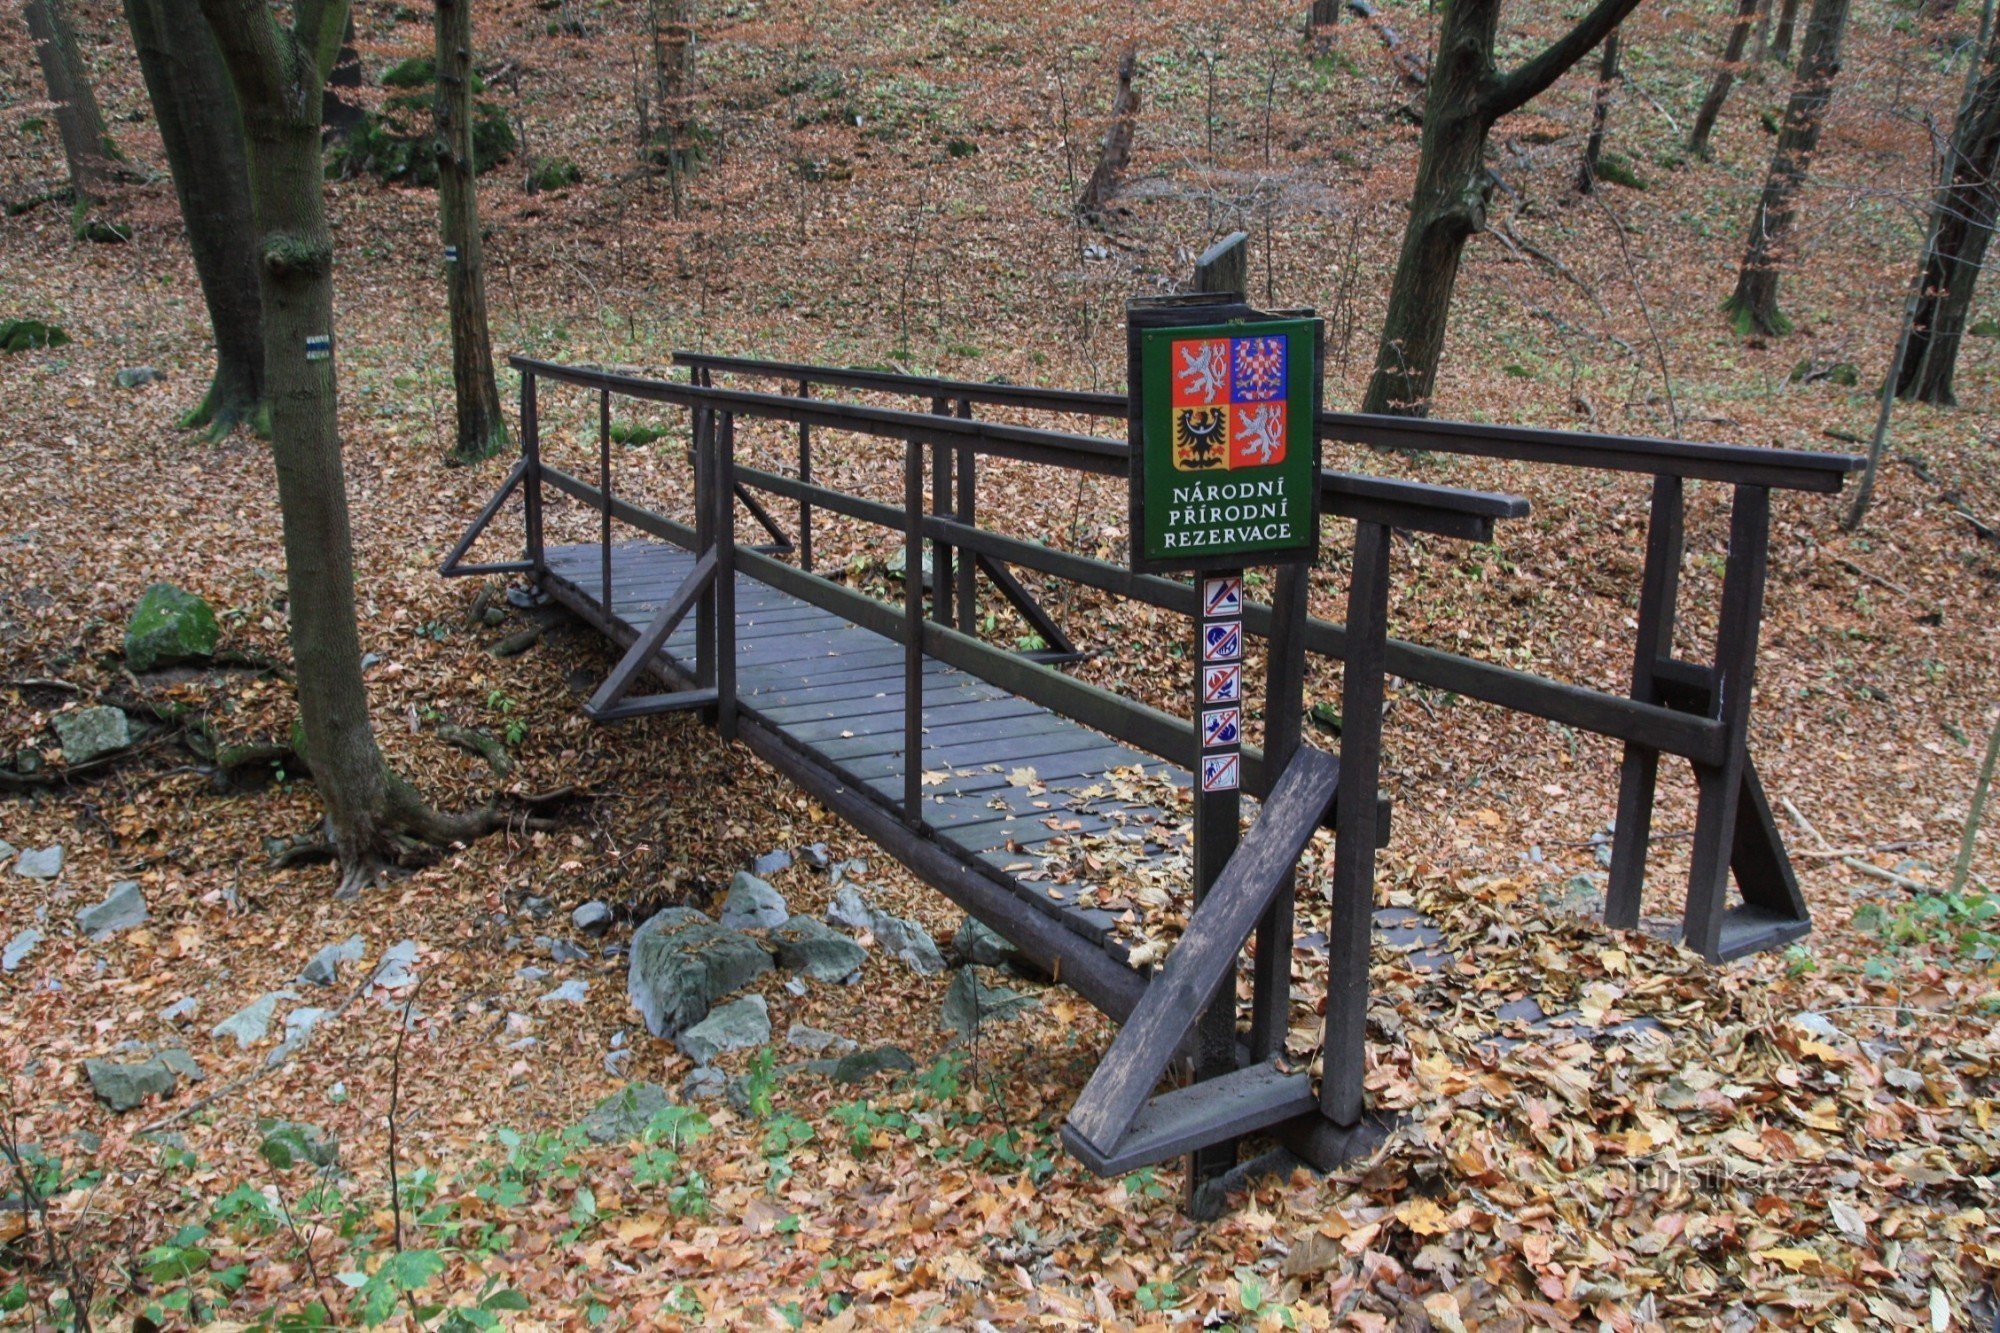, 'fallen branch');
1832,556,1916,600
1842,856,1930,893
1346,0,1428,86
490,624,544,657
